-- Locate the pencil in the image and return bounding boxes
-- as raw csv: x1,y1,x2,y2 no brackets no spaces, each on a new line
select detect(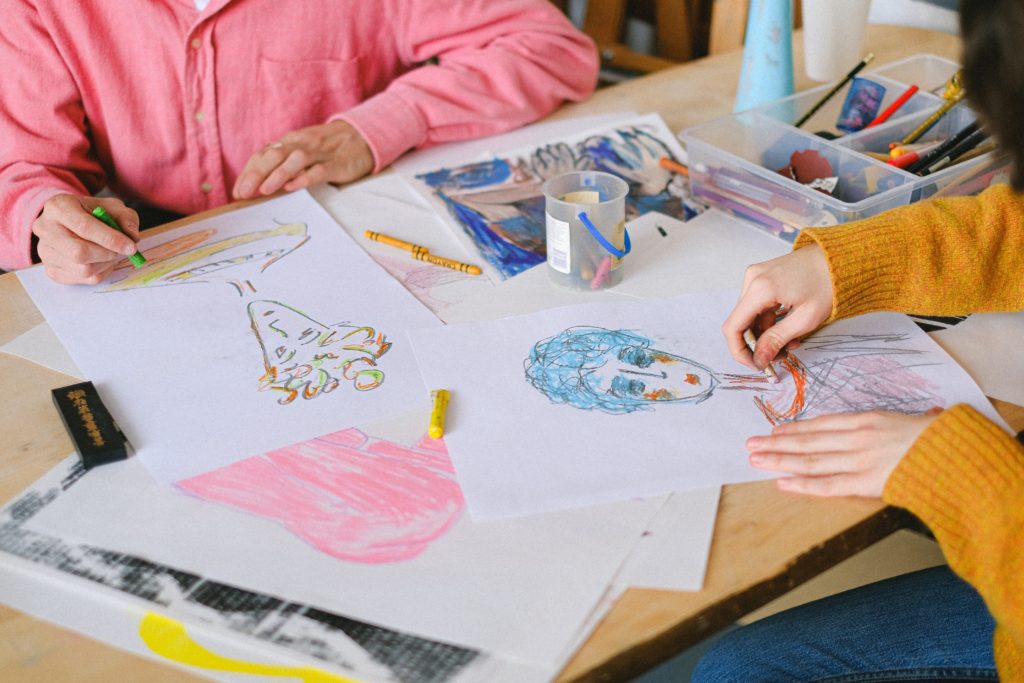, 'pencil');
865,84,919,128
900,90,965,145
742,329,779,384
904,120,981,174
364,230,429,255
919,128,989,176
794,53,875,128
